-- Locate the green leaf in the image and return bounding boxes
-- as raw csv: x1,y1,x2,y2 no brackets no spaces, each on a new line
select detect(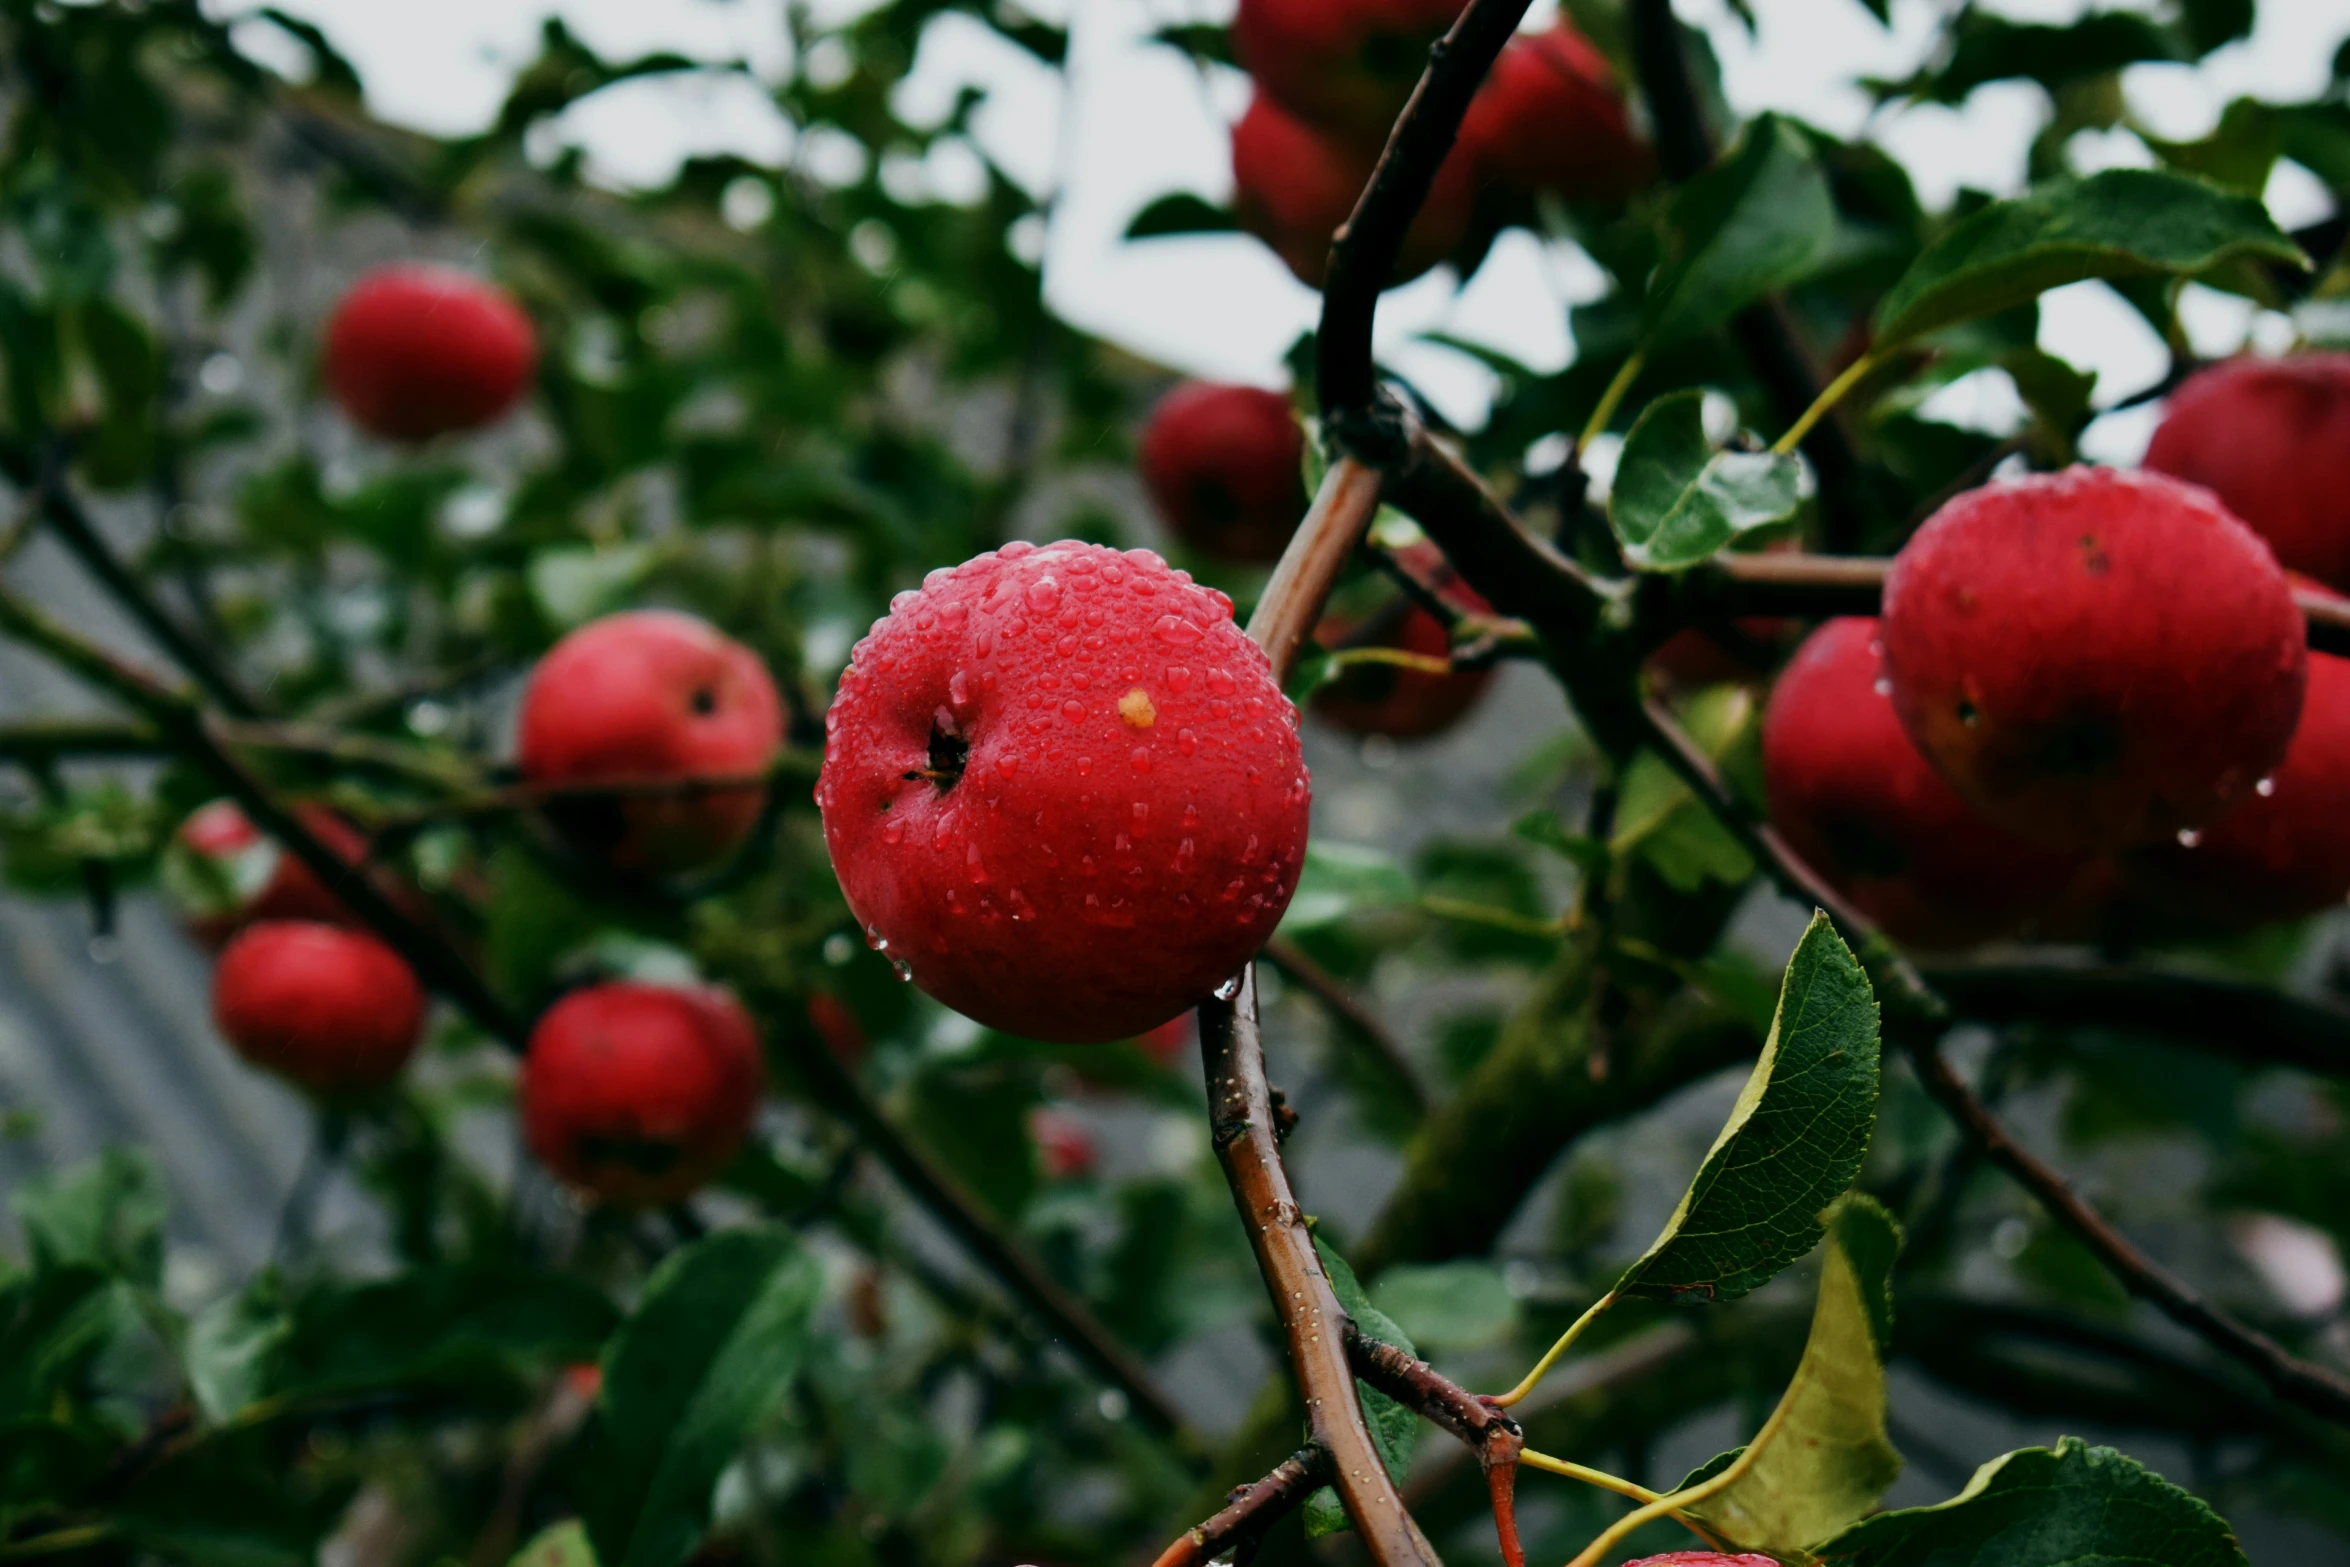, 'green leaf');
1609,391,1801,572
1147,22,1234,67
1685,1196,1904,1557
1372,1261,1519,1350
584,1228,822,1567
1303,1237,1420,1540
1882,10,2178,104
1643,115,1836,348
530,544,656,630
11,1150,166,1289
1870,169,2305,351
1124,193,1242,241
1815,1436,2248,1566
183,1274,291,1426
512,1519,599,1567
1614,912,1881,1304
